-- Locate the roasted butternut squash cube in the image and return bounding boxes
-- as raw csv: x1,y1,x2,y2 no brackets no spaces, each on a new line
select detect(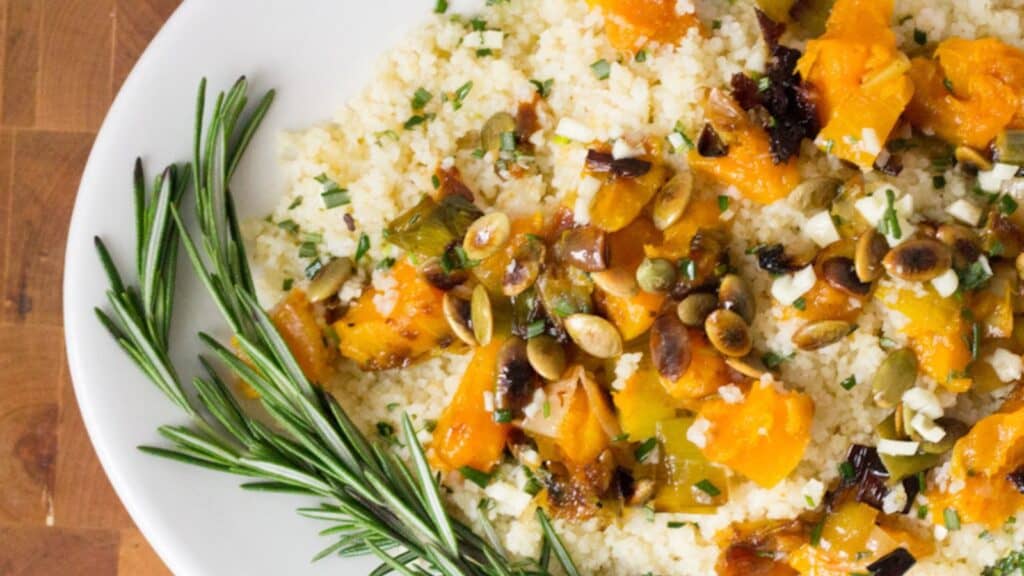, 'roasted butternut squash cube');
687,129,800,205
588,161,669,233
271,288,332,384
660,329,732,402
654,417,729,514
588,0,698,53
